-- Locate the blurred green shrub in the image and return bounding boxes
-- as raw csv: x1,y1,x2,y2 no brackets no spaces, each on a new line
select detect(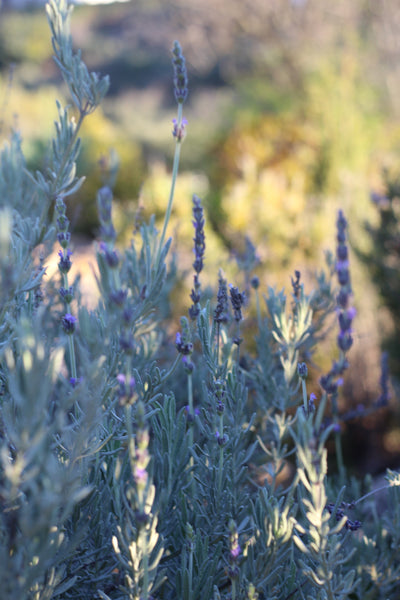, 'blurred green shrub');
360,175,400,377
